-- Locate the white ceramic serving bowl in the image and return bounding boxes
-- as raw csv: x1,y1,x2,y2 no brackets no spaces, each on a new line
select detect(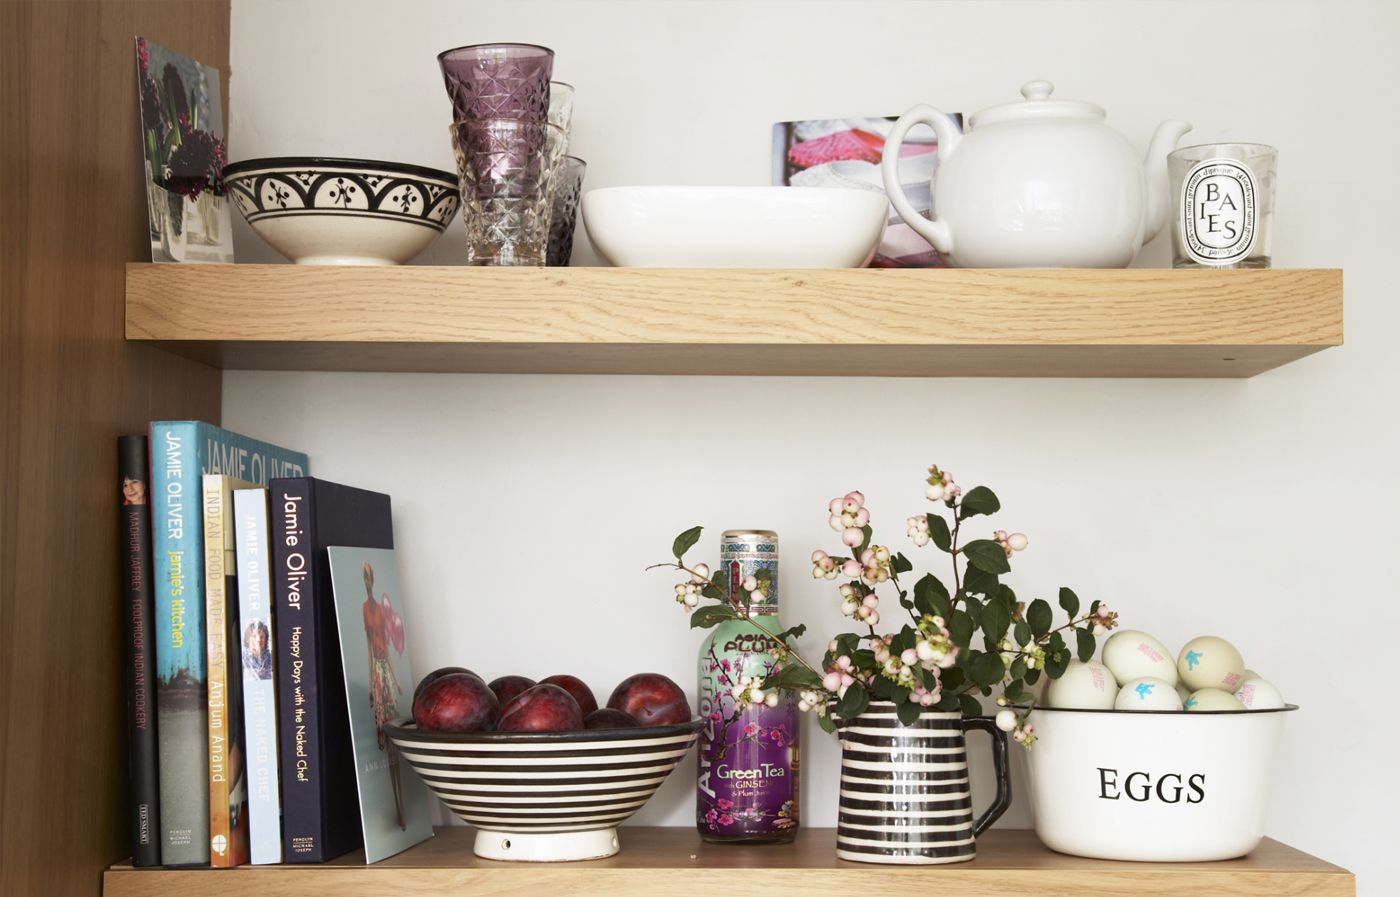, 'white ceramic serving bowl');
1025,705,1296,862
581,186,887,267
384,717,702,862
223,157,459,265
